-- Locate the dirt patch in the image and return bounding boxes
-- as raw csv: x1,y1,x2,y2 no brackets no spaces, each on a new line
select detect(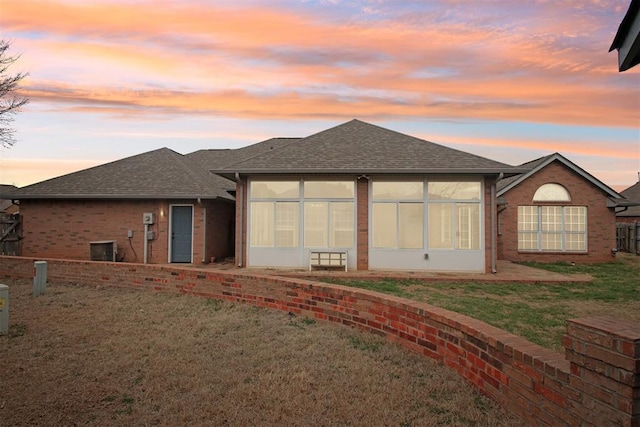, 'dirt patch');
1,279,523,426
